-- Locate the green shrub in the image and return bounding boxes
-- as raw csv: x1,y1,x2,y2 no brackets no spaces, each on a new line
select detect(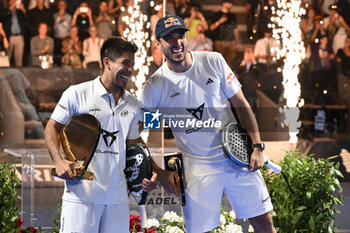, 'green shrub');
0,162,21,233
262,150,344,232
